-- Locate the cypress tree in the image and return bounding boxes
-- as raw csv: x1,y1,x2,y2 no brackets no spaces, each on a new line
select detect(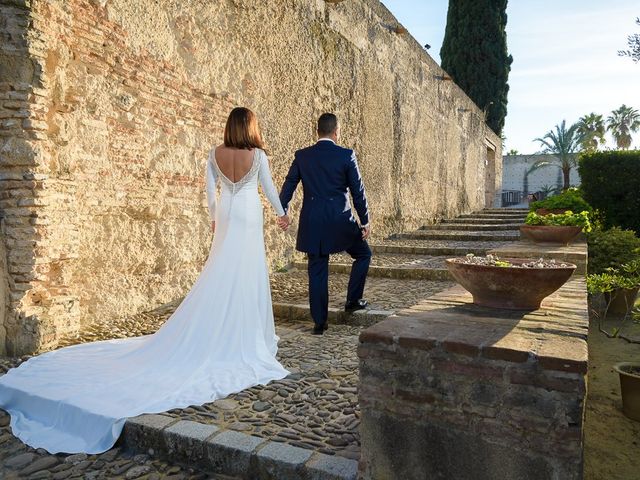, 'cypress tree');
440,0,513,135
